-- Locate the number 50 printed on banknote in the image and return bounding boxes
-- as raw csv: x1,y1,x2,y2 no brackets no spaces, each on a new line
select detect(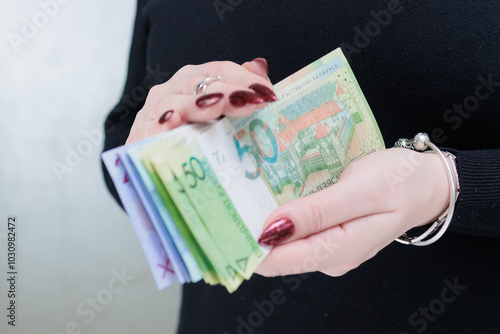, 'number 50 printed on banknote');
229,47,385,205
102,47,386,292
